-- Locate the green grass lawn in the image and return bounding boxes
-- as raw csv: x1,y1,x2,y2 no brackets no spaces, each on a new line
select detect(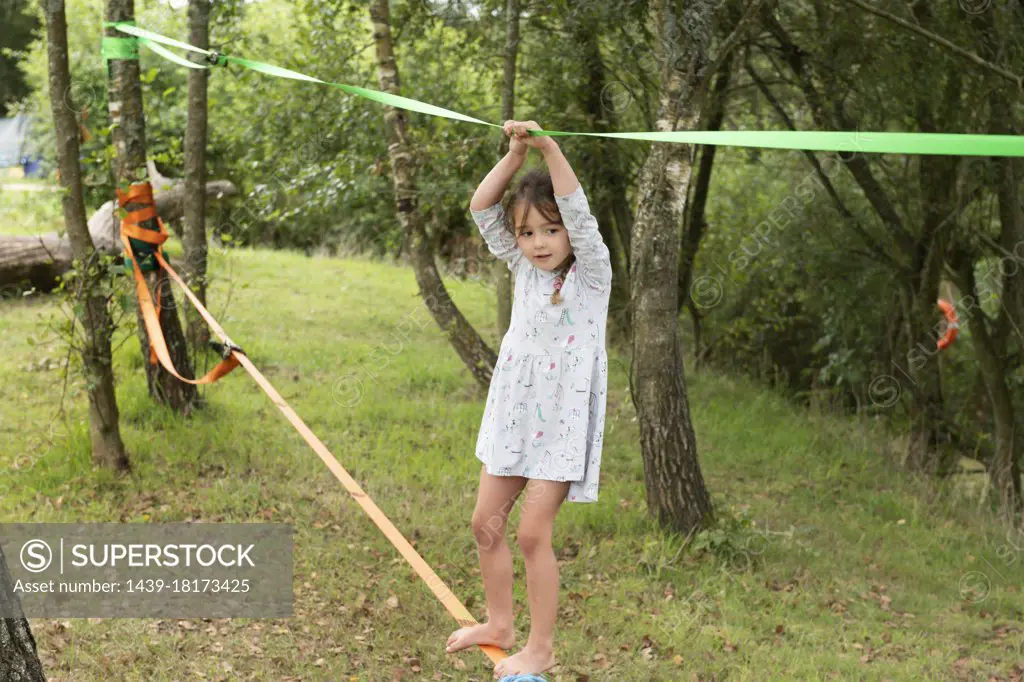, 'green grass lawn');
1,203,1022,680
